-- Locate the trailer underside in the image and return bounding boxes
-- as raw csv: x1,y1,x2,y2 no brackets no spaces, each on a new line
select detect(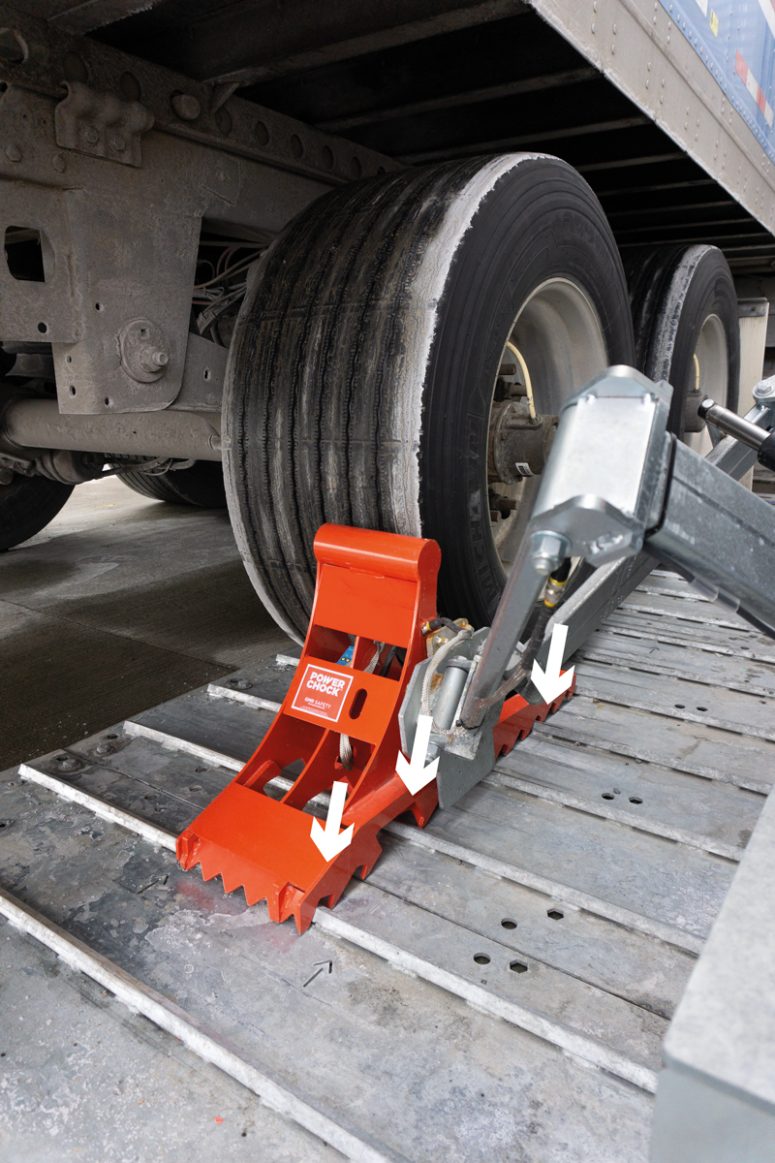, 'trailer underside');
24,0,775,273
2,566,774,1160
